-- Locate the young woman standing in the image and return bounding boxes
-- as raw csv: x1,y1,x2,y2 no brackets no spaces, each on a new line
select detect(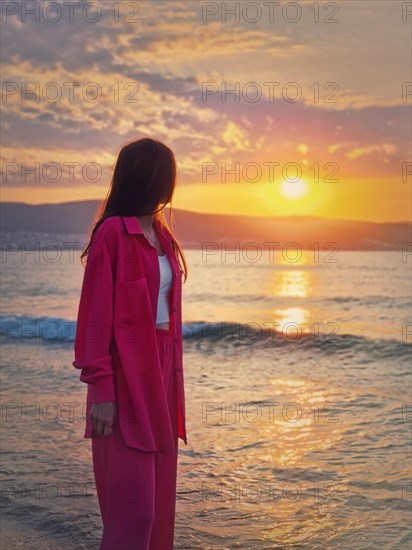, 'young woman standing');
72,138,188,550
